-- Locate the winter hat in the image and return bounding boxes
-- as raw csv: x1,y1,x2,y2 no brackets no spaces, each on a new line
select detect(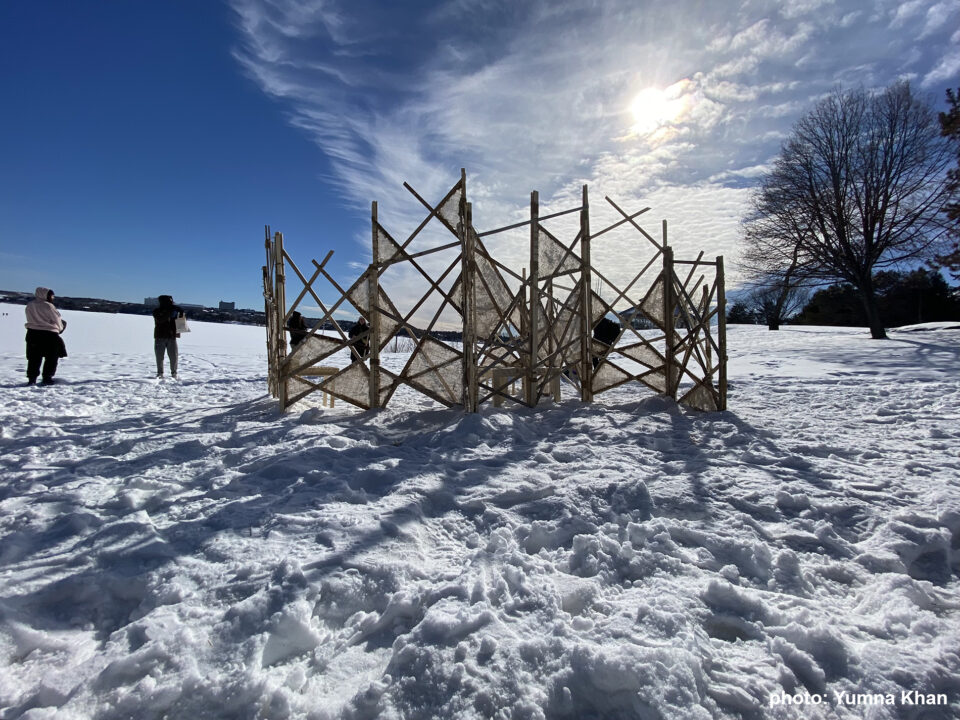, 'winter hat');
158,295,173,306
